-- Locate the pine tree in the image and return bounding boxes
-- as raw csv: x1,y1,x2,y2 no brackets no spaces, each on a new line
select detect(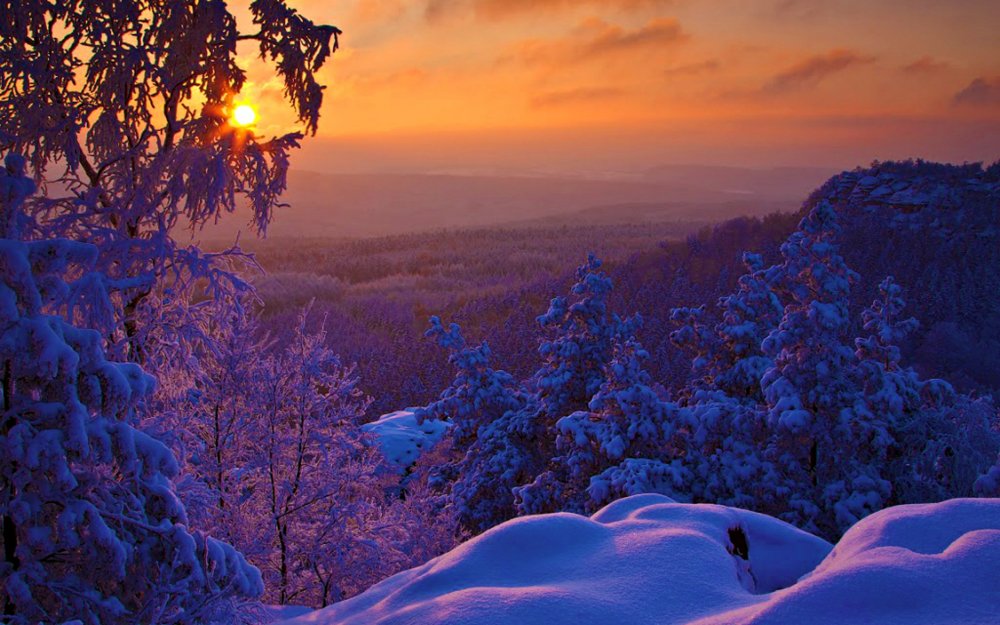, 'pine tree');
554,324,693,511
759,201,891,535
534,254,618,418
414,317,525,533
857,279,1000,505
671,252,782,403
512,255,625,515
416,317,522,448
712,253,784,402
